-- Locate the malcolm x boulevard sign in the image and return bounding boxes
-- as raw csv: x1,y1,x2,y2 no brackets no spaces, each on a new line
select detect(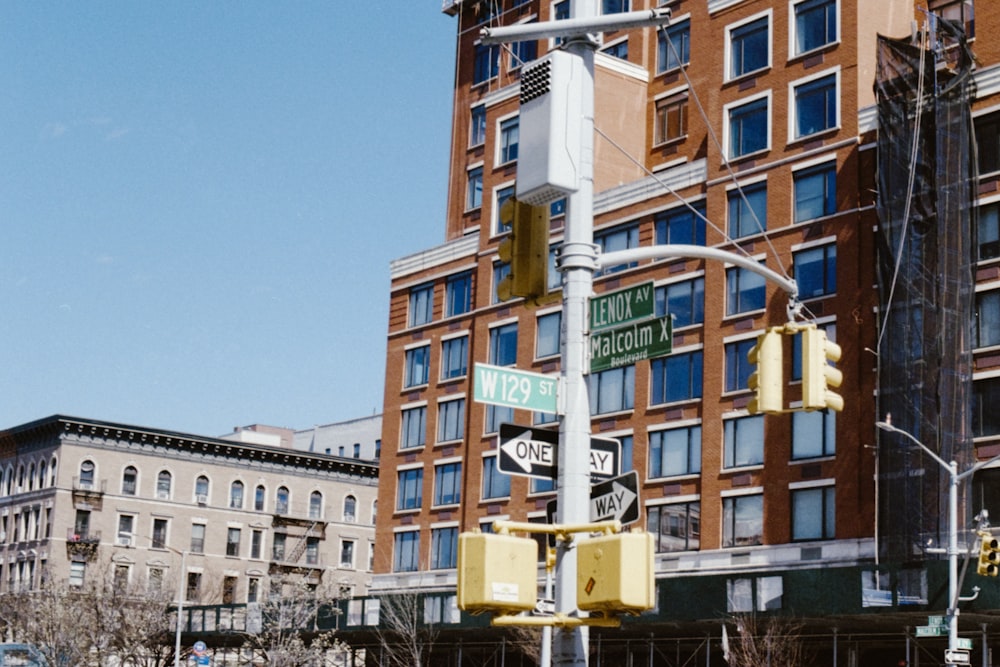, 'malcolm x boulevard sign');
590,315,672,373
